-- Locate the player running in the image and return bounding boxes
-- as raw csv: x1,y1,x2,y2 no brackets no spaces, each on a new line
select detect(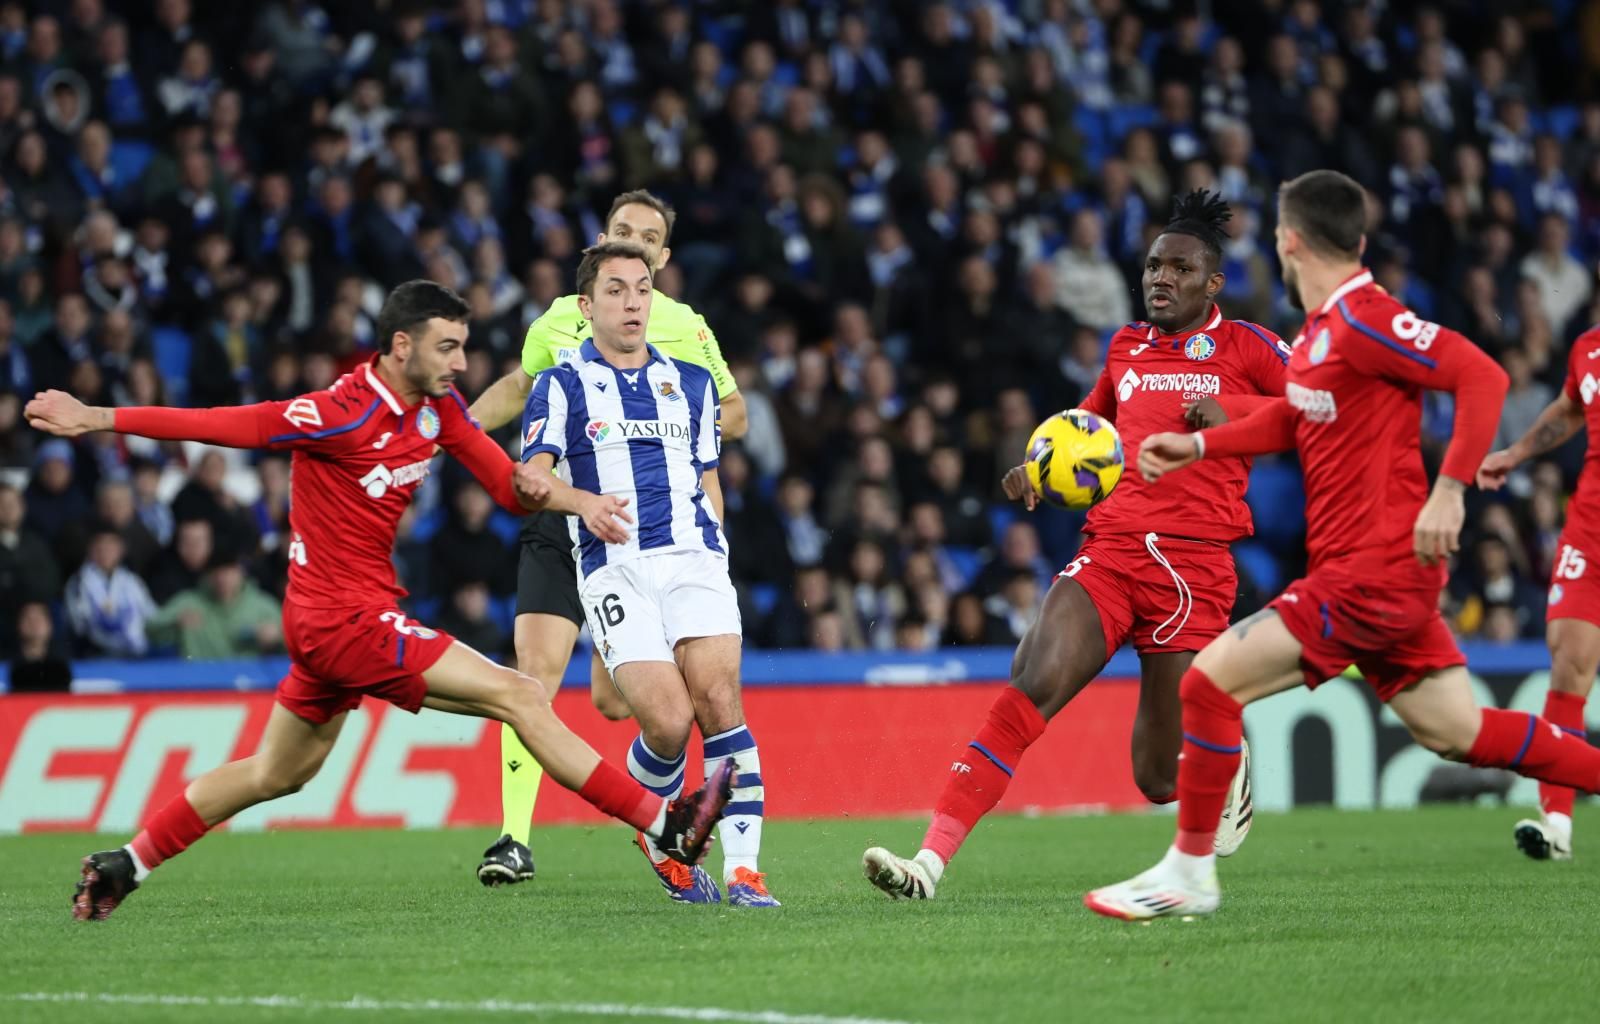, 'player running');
1477,323,1600,861
467,190,745,886
862,192,1288,900
518,242,774,907
25,281,733,922
1083,170,1600,921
